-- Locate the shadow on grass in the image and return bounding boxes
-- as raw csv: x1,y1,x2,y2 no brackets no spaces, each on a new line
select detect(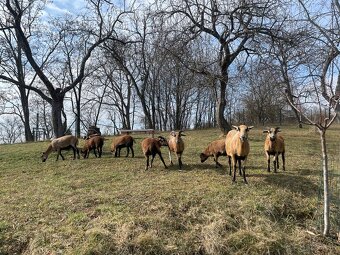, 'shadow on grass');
168,163,228,174
260,172,319,197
